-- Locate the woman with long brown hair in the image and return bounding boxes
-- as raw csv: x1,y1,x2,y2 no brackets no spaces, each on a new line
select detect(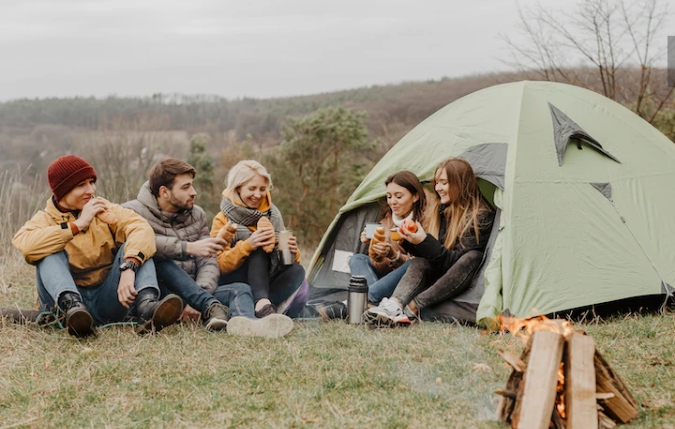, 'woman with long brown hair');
349,170,427,305
364,158,495,326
